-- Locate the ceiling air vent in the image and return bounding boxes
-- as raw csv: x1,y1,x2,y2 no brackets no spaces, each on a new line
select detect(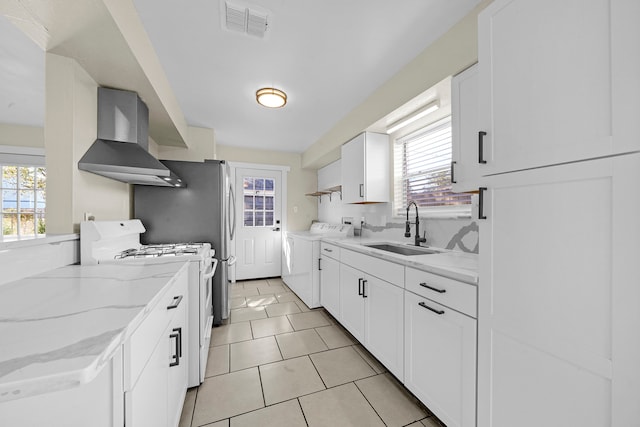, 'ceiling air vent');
223,1,269,38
